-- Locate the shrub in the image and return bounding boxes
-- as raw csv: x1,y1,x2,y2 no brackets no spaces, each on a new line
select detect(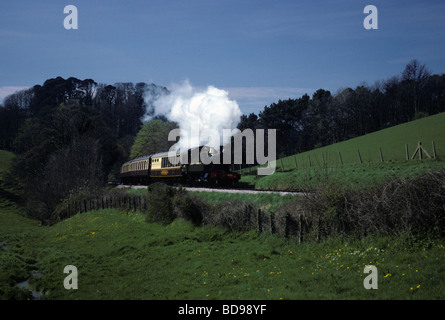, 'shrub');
146,182,177,225
172,191,208,226
203,200,257,232
275,170,445,241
